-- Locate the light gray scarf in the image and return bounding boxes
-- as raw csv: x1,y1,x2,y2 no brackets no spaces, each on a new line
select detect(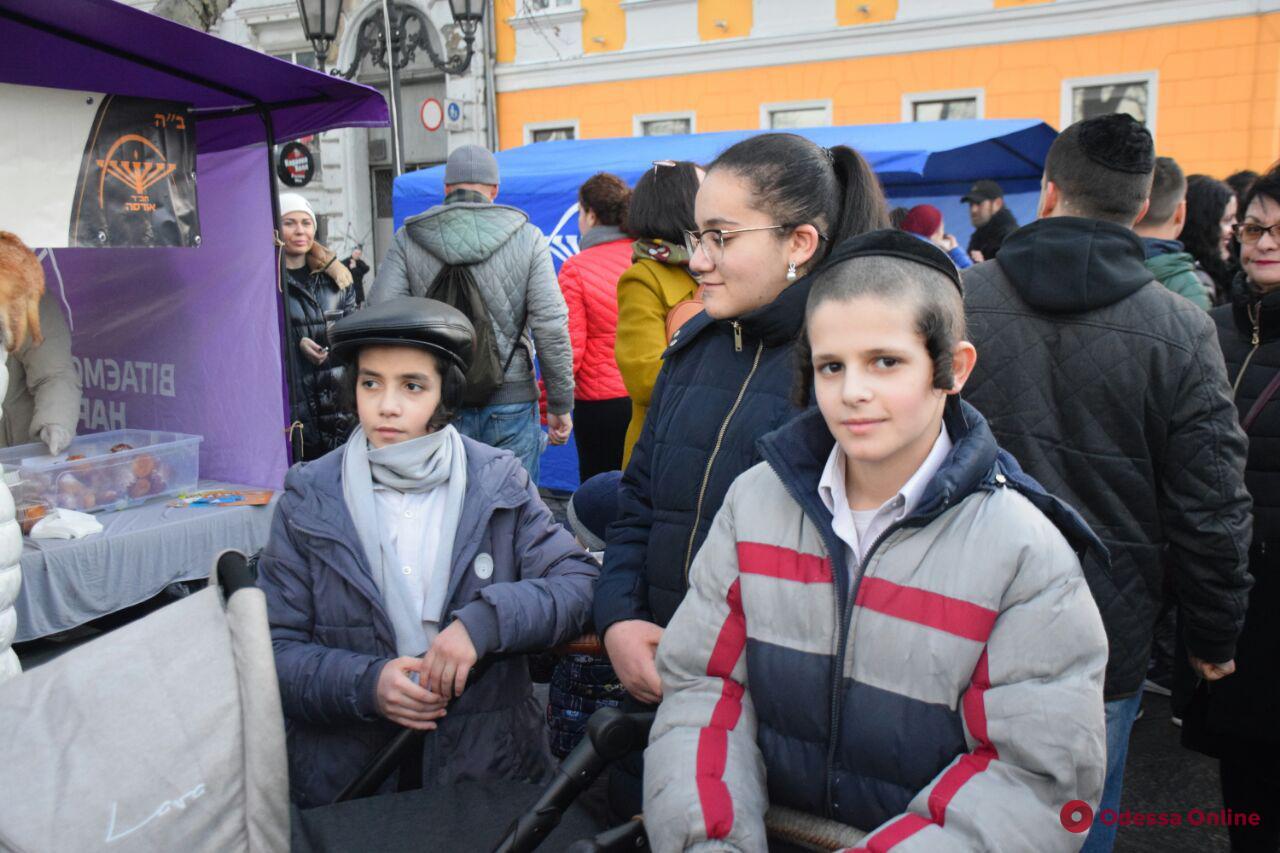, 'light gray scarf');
342,424,467,657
